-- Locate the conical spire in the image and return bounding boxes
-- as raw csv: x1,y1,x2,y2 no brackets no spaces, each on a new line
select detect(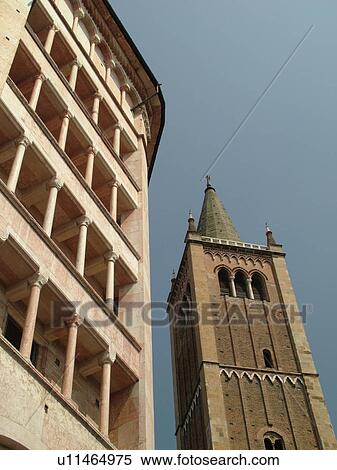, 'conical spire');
197,176,241,241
